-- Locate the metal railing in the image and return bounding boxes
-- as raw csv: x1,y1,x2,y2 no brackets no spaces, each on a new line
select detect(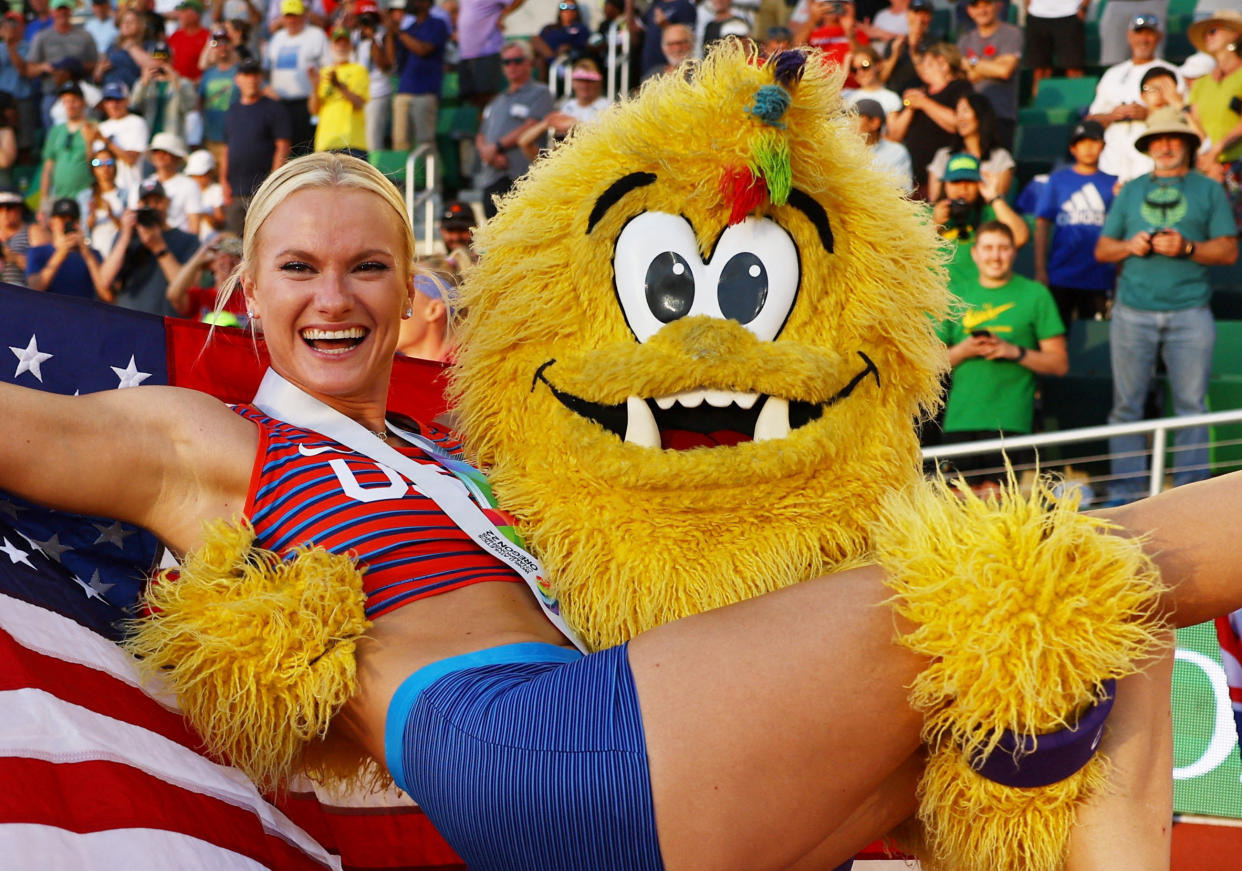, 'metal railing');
922,408,1242,500
605,20,632,102
404,144,437,255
